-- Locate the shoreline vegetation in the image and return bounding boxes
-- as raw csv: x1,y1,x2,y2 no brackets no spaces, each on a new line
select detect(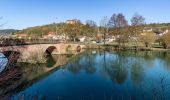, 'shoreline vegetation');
84,44,170,51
